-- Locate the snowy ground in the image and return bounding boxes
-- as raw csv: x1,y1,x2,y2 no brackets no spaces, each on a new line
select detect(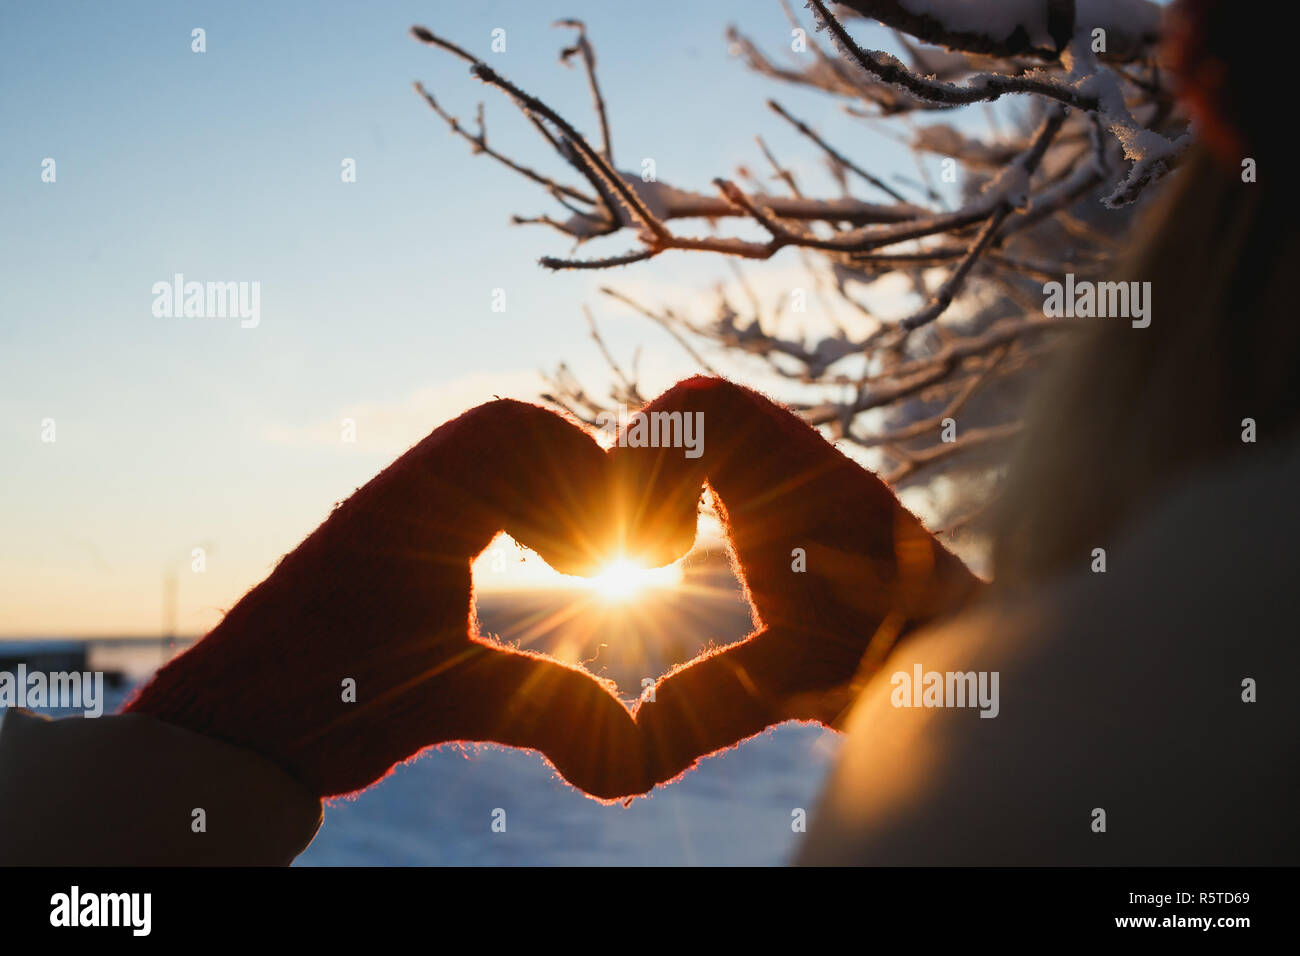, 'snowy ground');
297,720,840,866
